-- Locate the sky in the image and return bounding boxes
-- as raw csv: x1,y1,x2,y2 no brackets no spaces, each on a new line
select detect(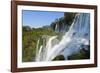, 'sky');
22,10,64,28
